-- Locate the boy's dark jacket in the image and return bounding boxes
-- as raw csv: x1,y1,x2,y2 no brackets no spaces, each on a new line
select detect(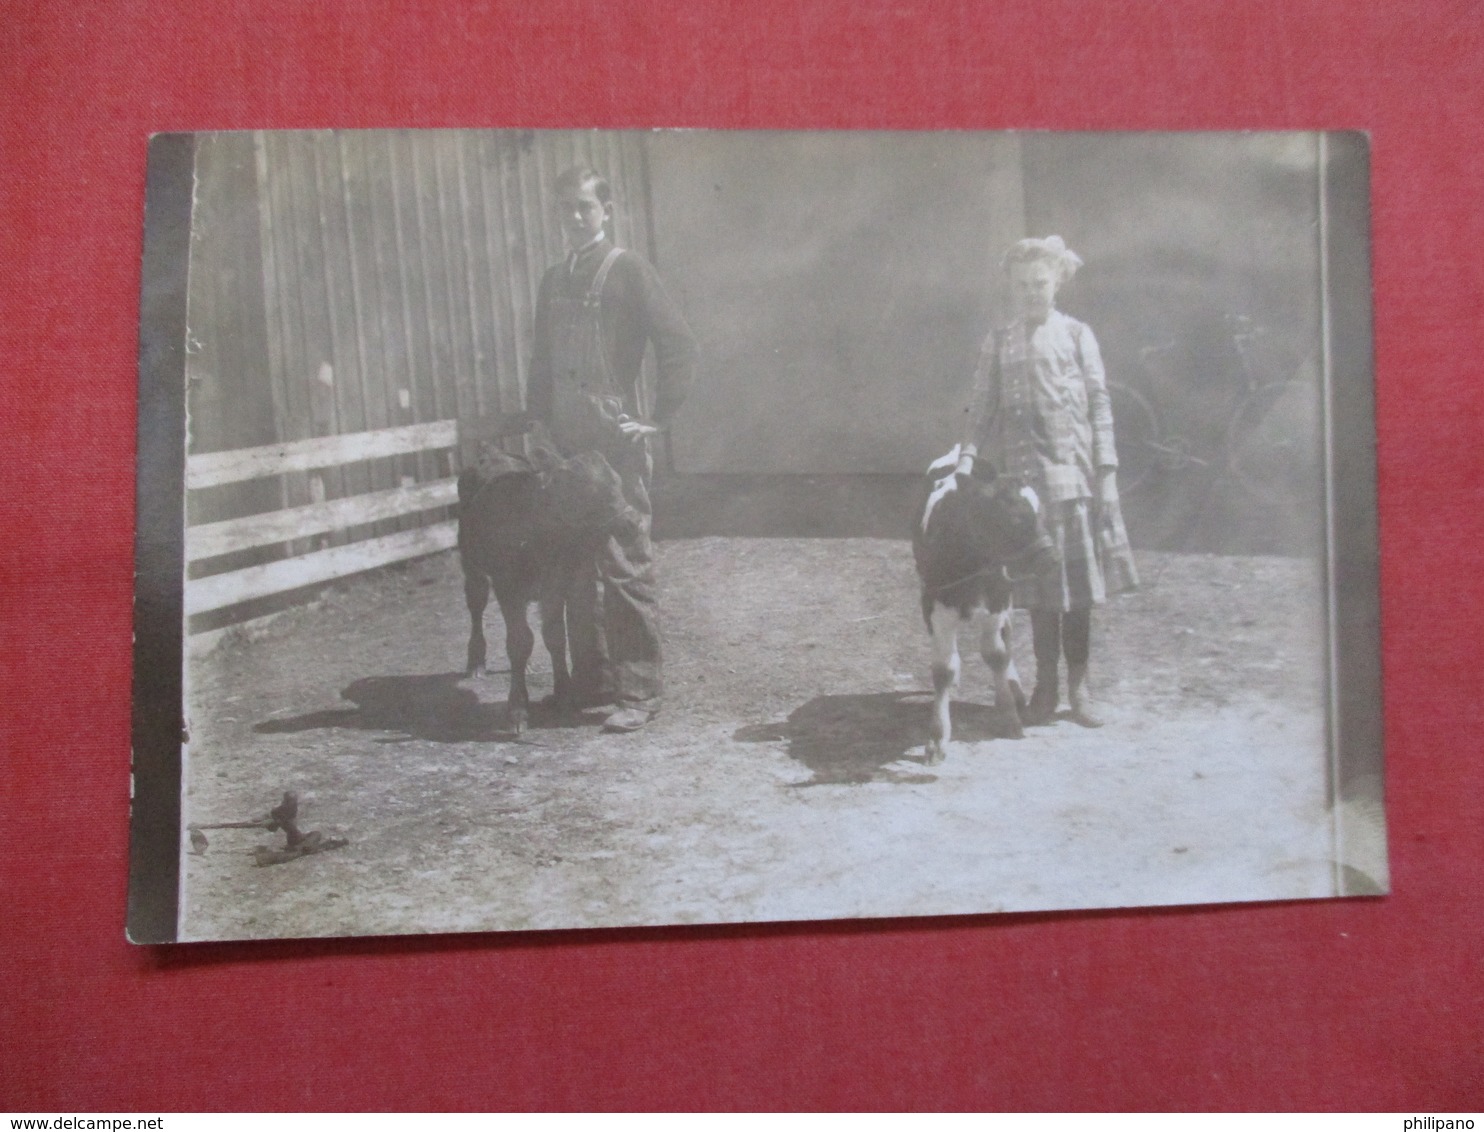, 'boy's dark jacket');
527,236,698,429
